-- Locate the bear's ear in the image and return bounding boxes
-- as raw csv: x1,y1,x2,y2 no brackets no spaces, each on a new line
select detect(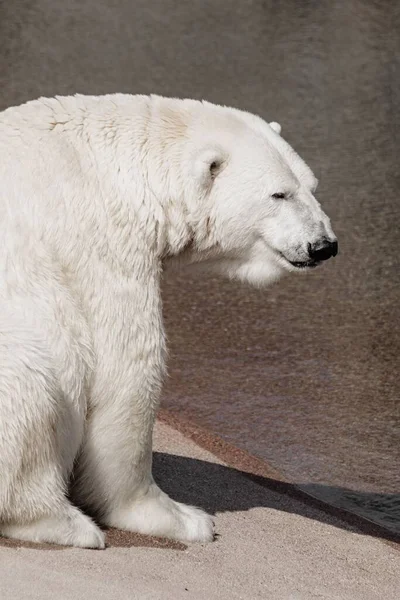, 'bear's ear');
269,121,282,135
193,148,226,187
